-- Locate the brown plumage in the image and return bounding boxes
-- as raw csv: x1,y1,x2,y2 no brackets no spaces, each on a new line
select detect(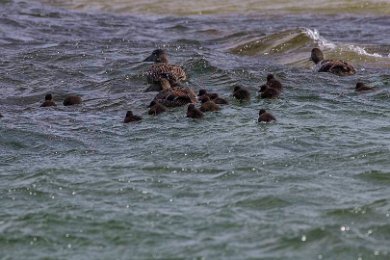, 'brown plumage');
123,111,142,123
63,95,82,106
40,94,57,107
153,79,197,106
233,86,250,101
210,94,228,105
187,104,203,119
310,48,356,76
258,109,276,123
259,85,280,99
355,82,375,92
265,74,283,91
147,101,167,115
200,96,220,112
144,49,187,83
